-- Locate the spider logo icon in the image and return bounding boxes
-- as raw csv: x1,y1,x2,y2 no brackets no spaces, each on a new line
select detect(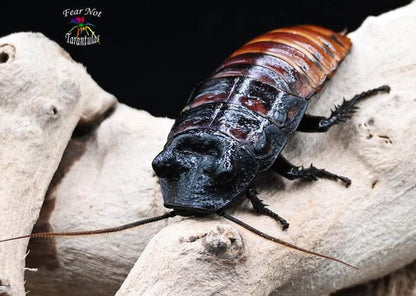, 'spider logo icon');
67,16,100,44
